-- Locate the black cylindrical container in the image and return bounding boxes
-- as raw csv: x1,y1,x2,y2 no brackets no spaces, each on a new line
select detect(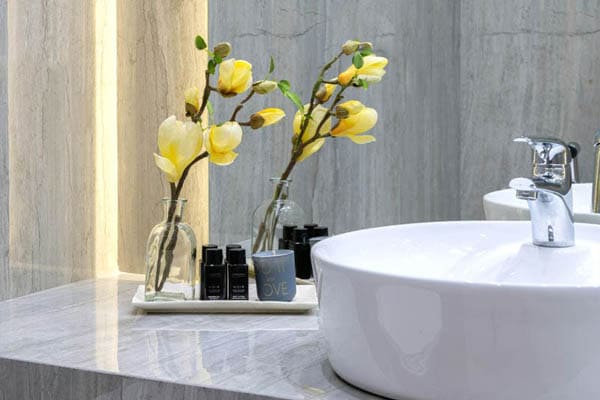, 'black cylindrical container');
227,248,249,300
204,248,227,300
200,244,218,300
